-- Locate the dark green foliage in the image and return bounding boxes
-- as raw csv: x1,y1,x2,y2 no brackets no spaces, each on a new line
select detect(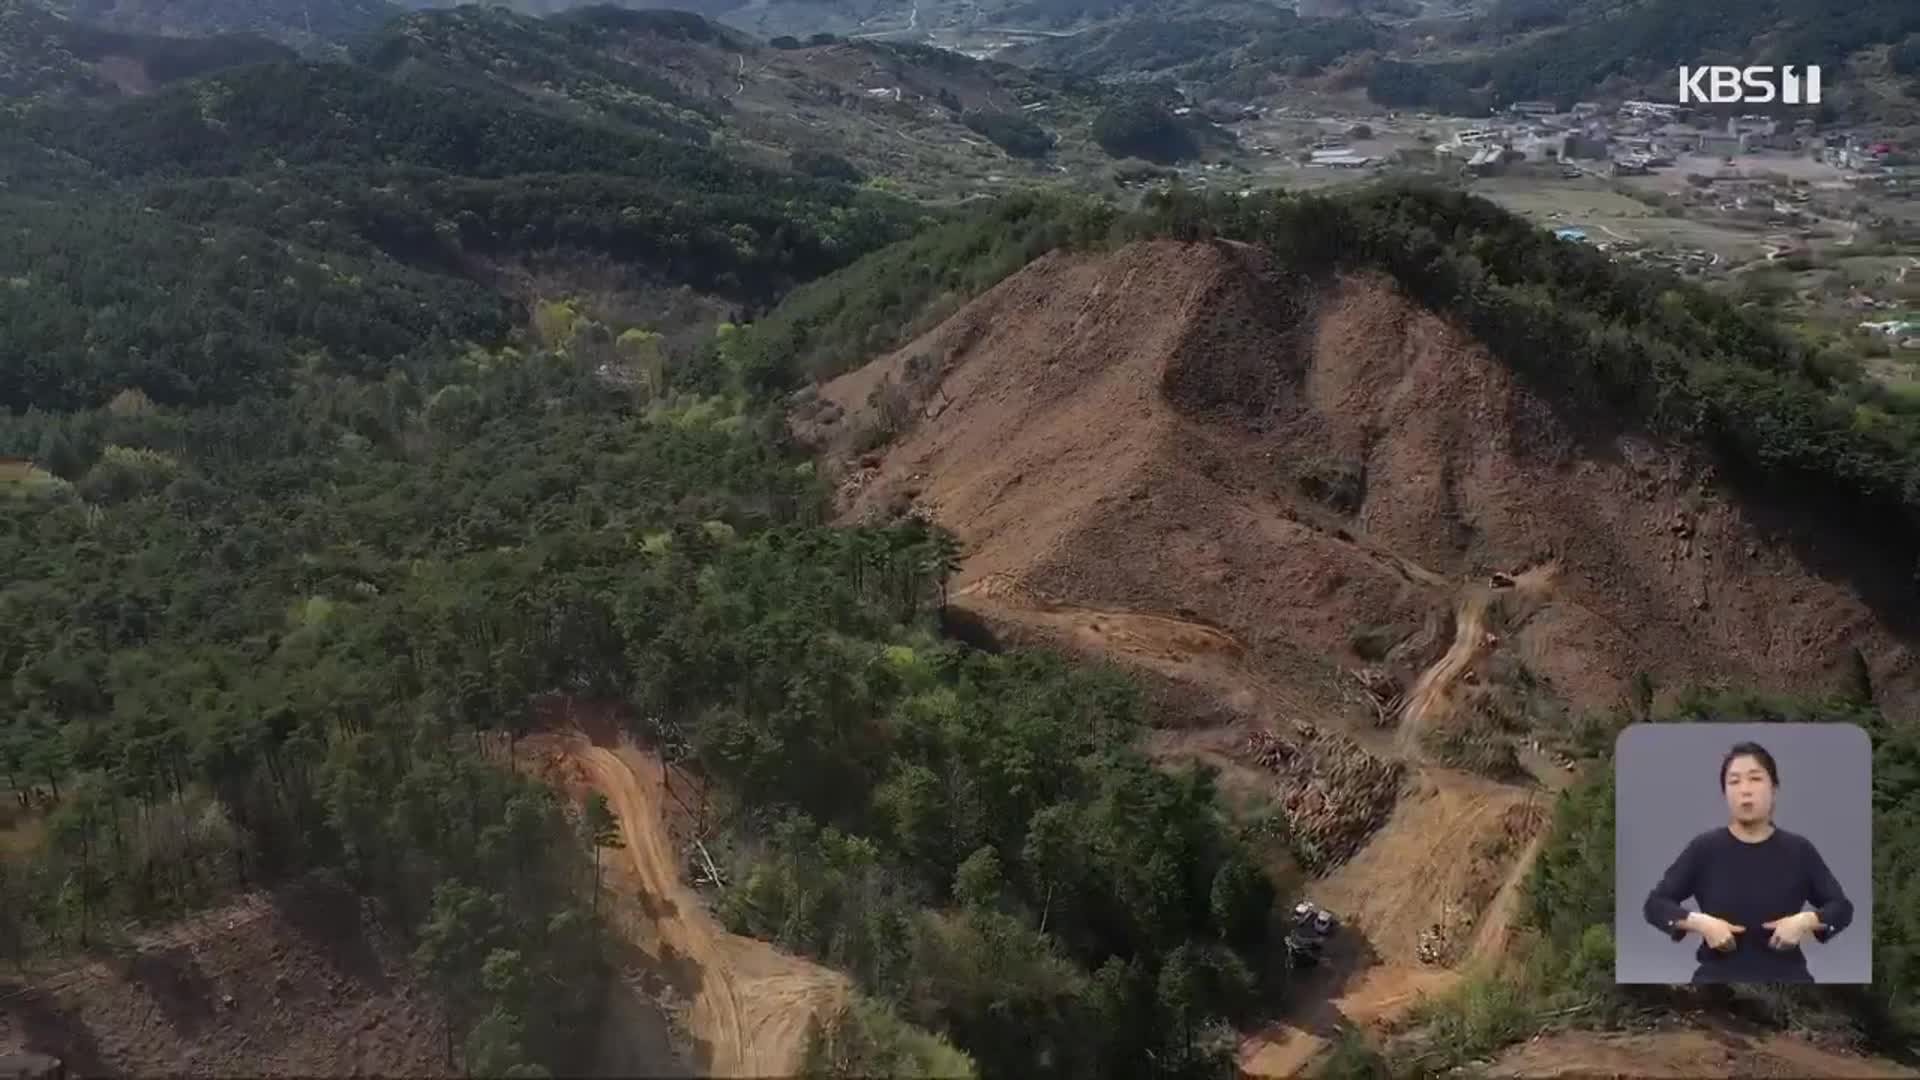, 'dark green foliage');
1020,16,1254,76
1365,59,1486,115
793,149,866,183
0,192,509,411
1479,0,1572,35
1241,15,1378,76
51,0,400,50
16,61,711,179
554,5,740,46
1092,97,1198,164
3,178,1273,1077
962,109,1055,159
732,193,1119,387
0,0,297,101
350,6,722,143
707,635,1273,1076
140,165,916,305
0,21,935,1068
0,41,923,410
970,9,1374,97
1522,763,1615,955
